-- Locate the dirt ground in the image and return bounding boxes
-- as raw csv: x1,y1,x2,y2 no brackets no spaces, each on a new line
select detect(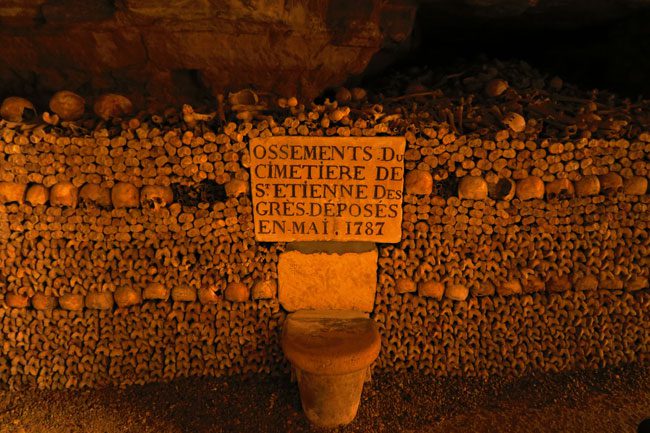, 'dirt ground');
0,364,648,433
